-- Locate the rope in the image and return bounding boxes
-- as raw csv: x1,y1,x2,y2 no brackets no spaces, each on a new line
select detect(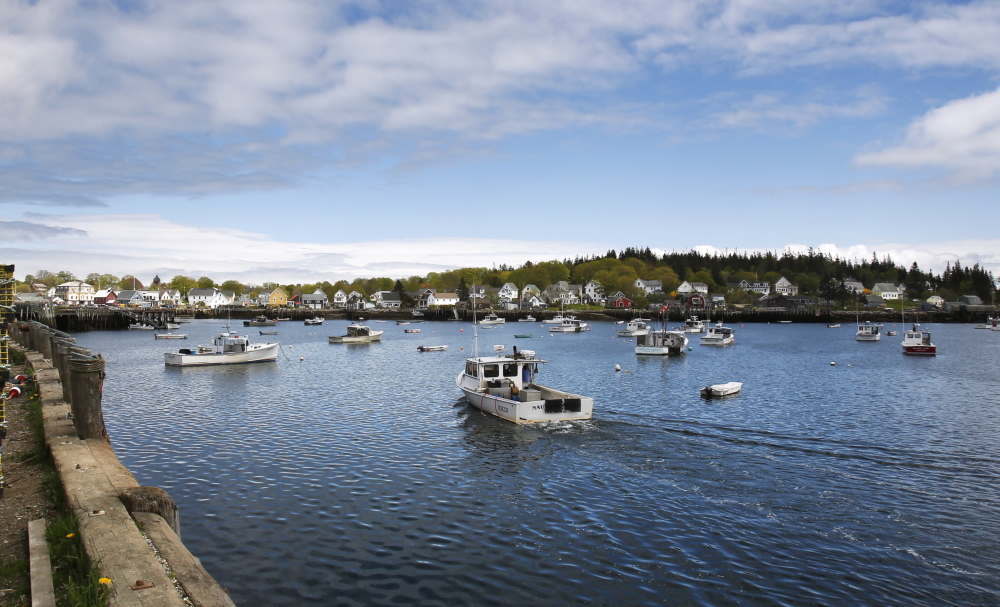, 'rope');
69,355,105,373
